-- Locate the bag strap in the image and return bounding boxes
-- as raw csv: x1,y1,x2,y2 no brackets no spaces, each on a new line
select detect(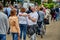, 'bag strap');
37,11,40,20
